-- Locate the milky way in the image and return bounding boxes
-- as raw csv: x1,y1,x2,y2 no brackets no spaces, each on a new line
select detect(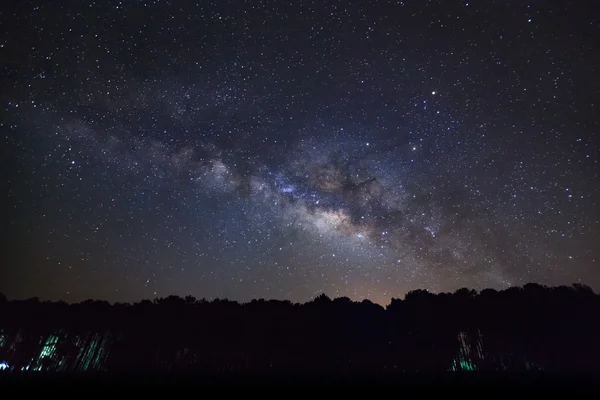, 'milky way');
2,0,598,305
